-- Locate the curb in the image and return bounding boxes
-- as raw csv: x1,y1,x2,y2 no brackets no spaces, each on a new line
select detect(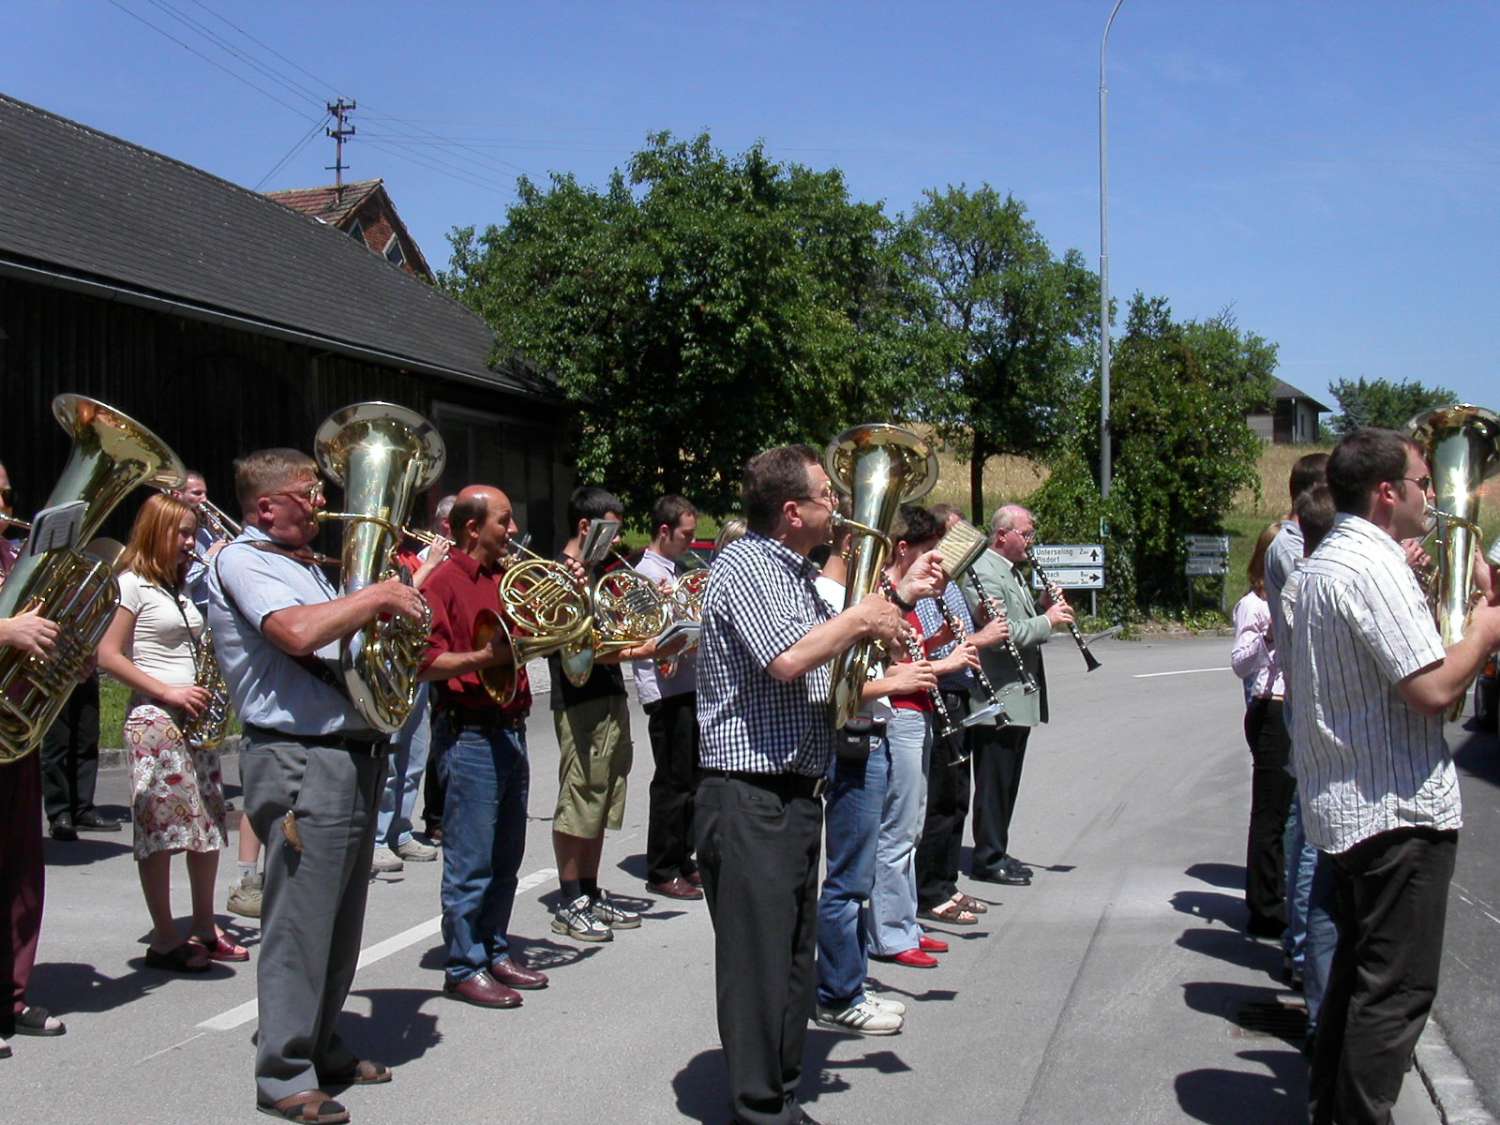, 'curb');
1415,1016,1497,1124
